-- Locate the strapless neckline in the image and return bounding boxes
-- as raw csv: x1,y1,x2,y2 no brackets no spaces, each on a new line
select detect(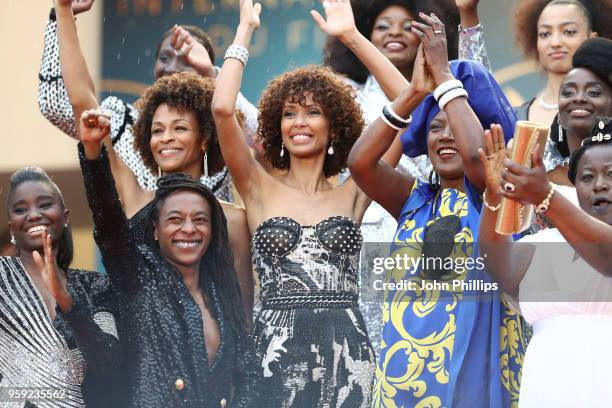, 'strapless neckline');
253,215,358,234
